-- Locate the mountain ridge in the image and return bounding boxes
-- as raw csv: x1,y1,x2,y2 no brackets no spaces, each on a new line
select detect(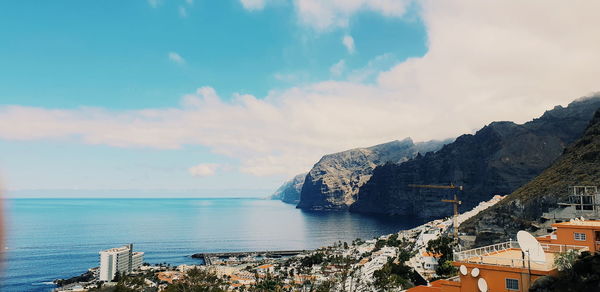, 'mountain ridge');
349,95,600,219
295,138,451,210
460,107,600,245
